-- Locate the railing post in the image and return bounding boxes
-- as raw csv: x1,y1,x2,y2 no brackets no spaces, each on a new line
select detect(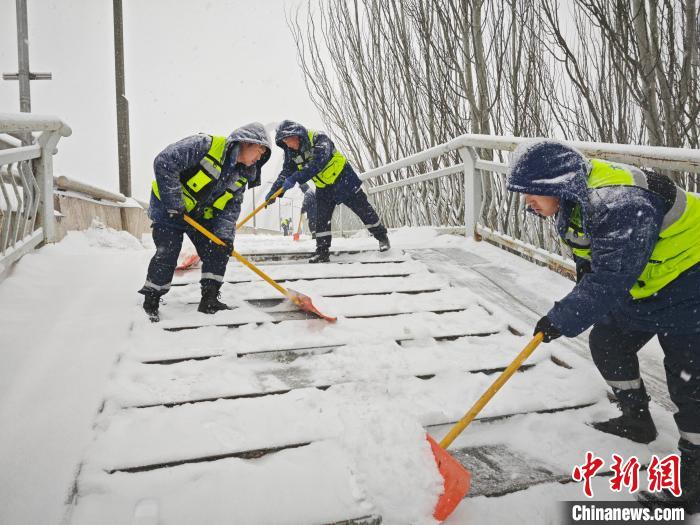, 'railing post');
36,130,63,243
459,146,481,238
